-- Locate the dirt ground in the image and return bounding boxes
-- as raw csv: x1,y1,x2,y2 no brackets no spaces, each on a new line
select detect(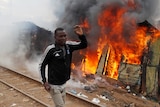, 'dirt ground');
1,66,160,107
66,76,160,107
0,82,45,107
